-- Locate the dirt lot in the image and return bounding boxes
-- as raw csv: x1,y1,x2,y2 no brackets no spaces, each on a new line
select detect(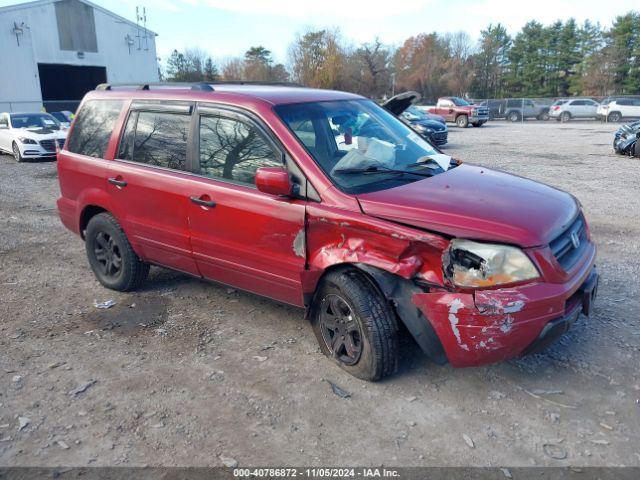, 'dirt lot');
1,121,639,468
